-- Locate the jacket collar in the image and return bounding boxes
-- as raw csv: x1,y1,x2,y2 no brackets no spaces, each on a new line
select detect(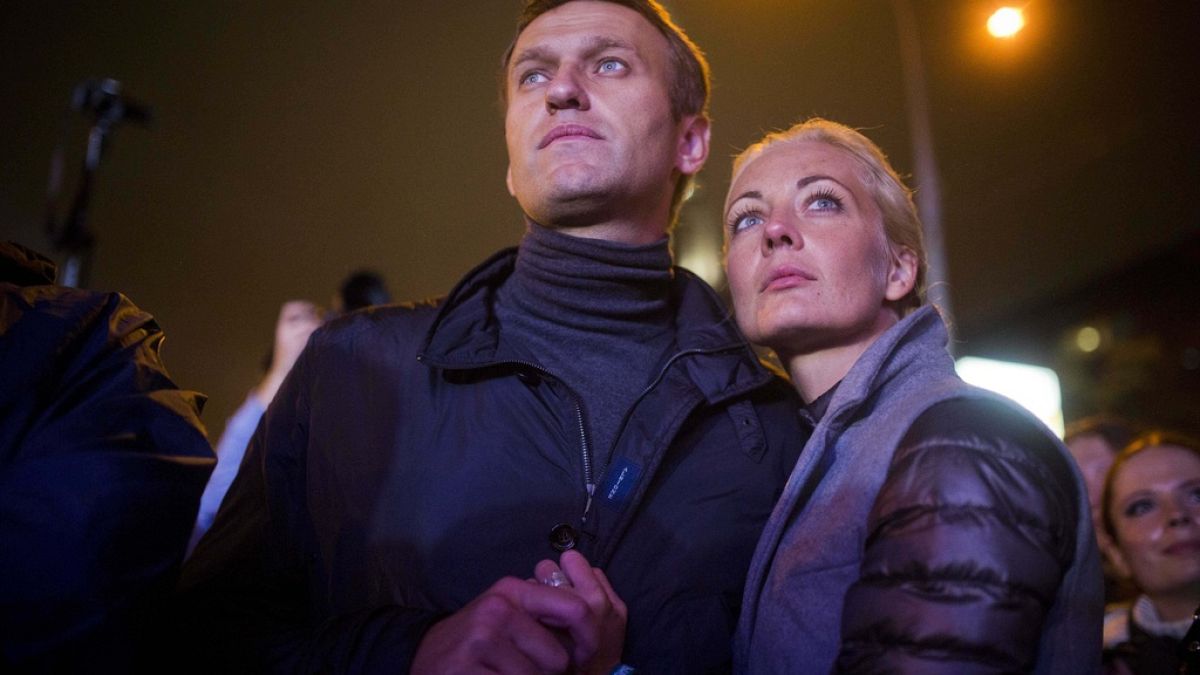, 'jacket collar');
821,305,955,430
417,247,777,404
